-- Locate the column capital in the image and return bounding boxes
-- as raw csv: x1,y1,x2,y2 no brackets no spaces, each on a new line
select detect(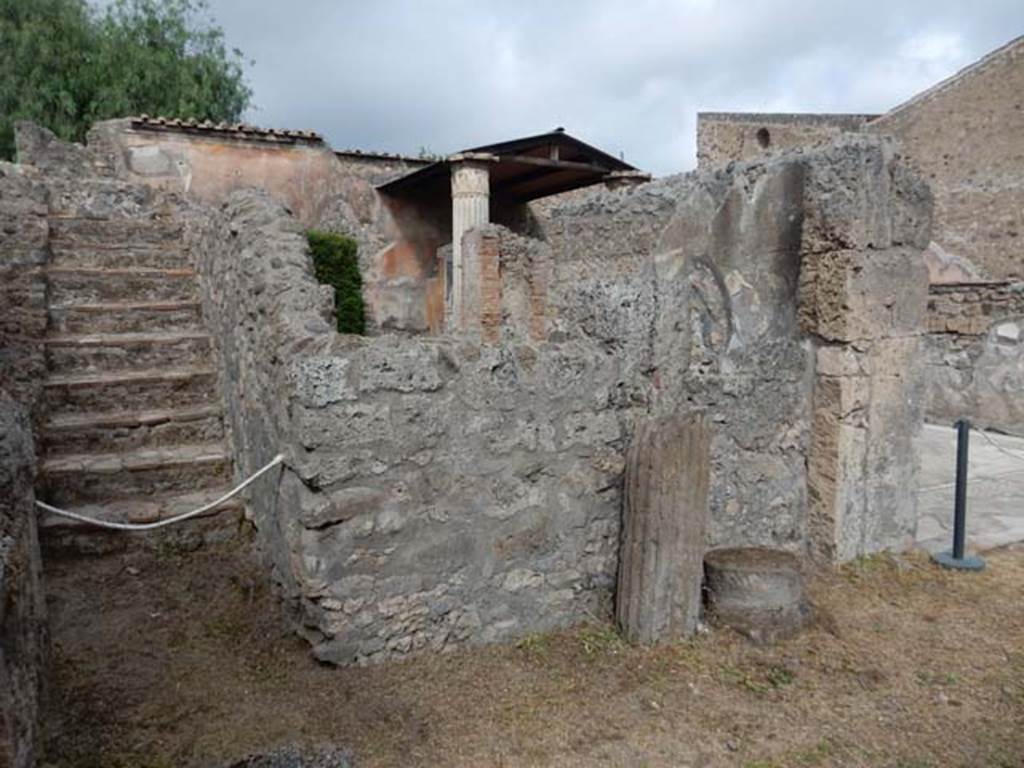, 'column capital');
450,159,492,198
